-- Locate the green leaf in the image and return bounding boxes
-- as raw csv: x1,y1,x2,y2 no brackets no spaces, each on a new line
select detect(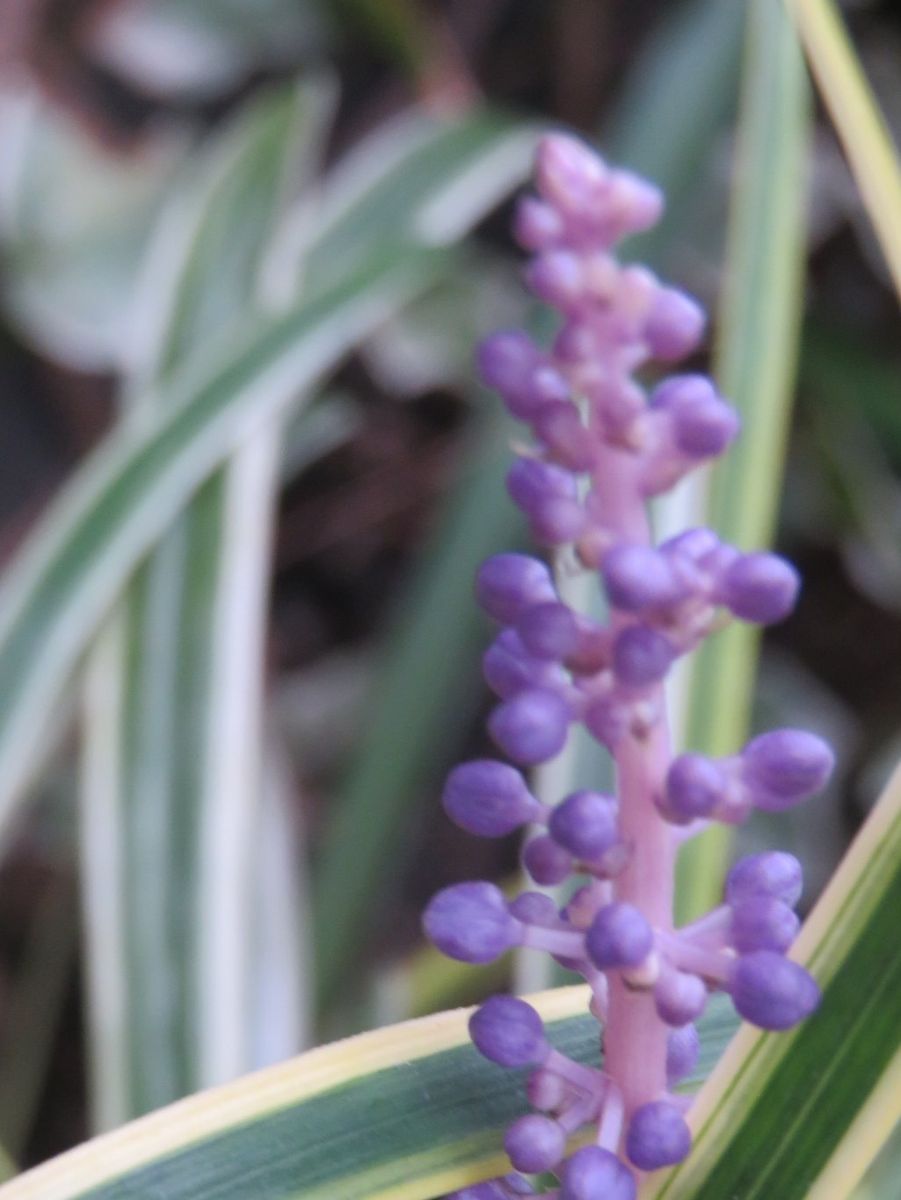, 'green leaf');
676,0,810,920
645,760,901,1200
0,244,447,843
0,988,736,1200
